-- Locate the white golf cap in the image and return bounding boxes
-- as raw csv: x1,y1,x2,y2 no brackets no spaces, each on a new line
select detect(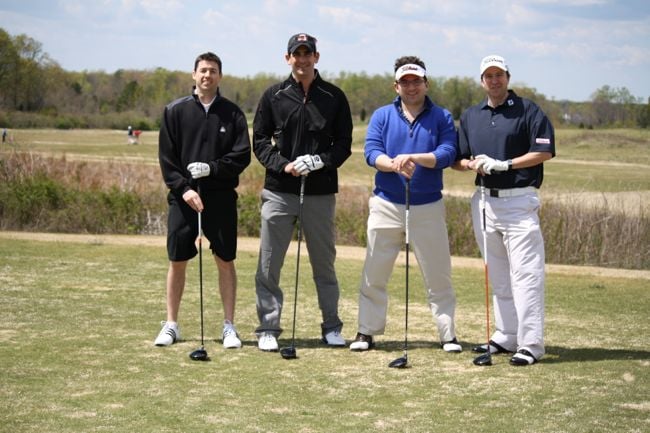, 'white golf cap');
395,63,426,81
480,55,508,75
